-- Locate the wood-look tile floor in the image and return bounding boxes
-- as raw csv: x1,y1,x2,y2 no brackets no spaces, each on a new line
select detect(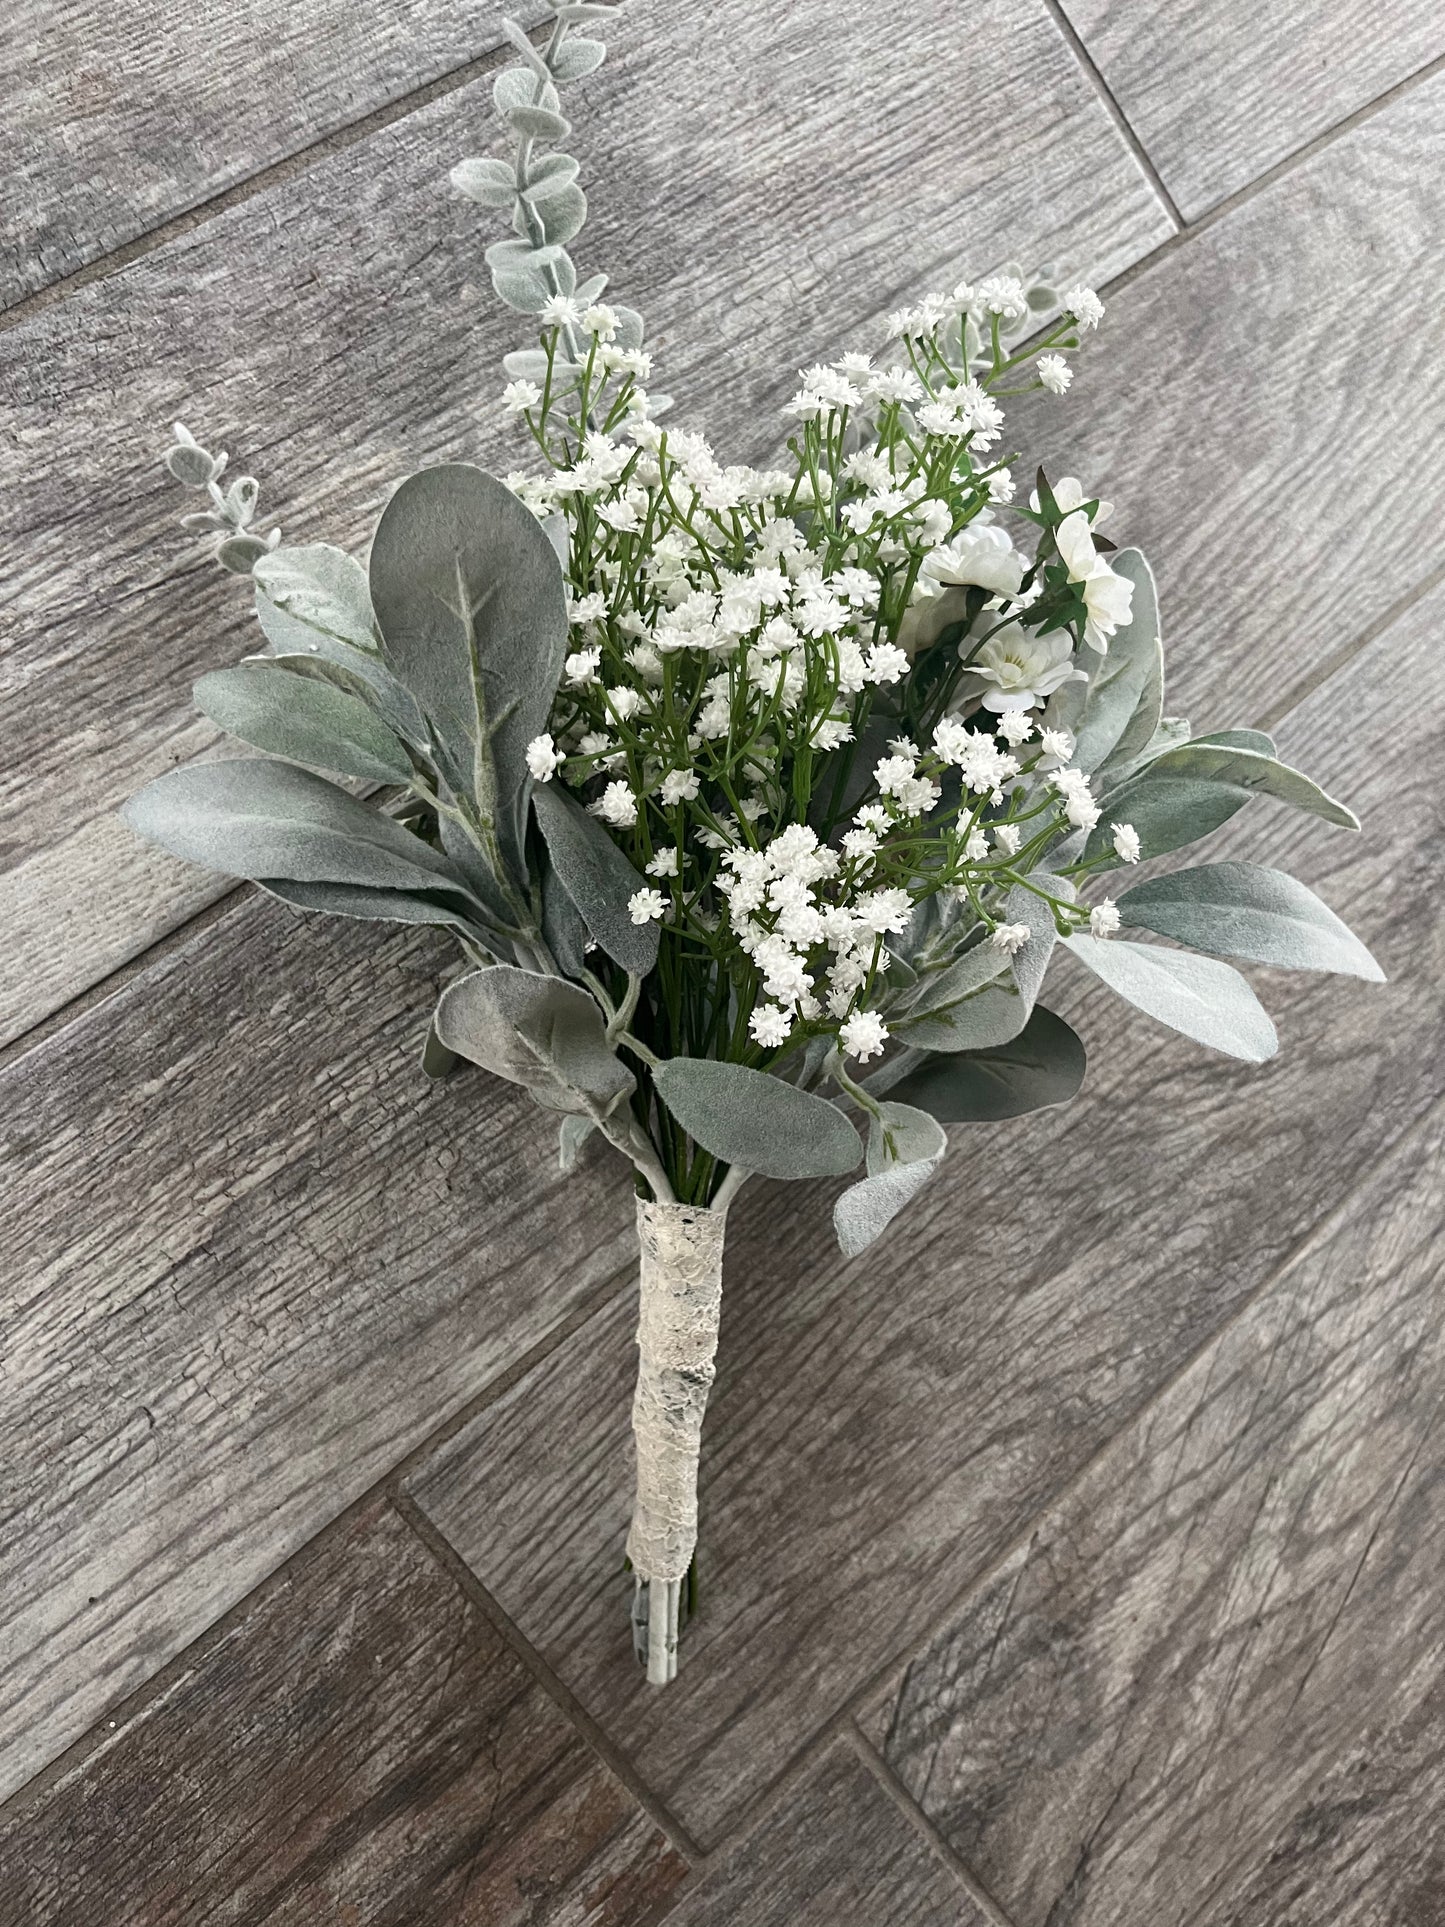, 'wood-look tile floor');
3,2,1443,1920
